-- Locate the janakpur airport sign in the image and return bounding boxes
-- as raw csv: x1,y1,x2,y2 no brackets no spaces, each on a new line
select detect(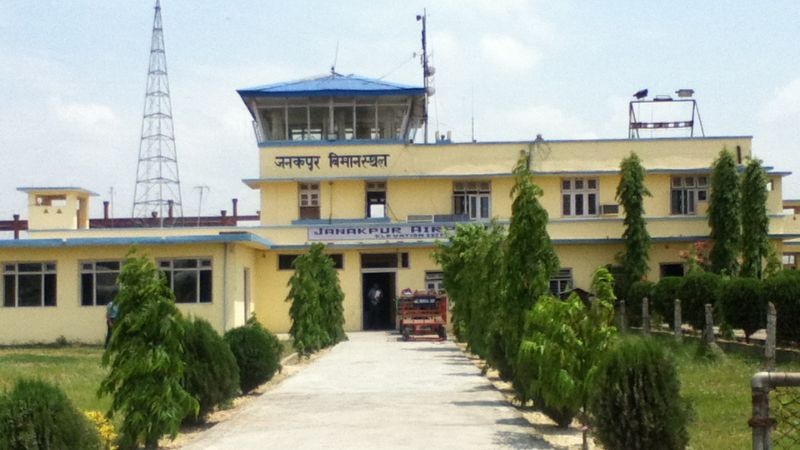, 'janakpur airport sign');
308,224,455,241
